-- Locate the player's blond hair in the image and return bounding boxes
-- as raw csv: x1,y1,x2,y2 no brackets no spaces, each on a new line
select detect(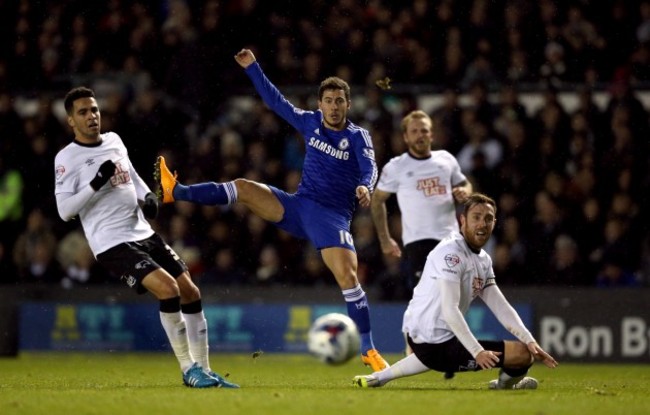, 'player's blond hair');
400,110,432,133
